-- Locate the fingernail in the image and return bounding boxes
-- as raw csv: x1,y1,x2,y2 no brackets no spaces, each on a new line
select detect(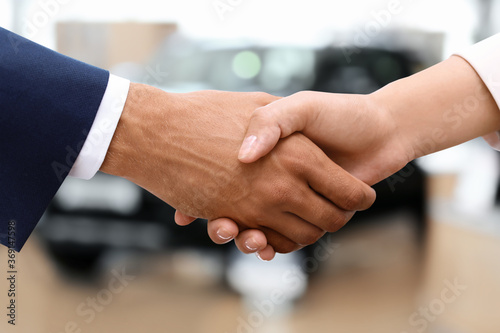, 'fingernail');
256,252,271,262
245,238,259,252
239,135,257,160
217,228,233,243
